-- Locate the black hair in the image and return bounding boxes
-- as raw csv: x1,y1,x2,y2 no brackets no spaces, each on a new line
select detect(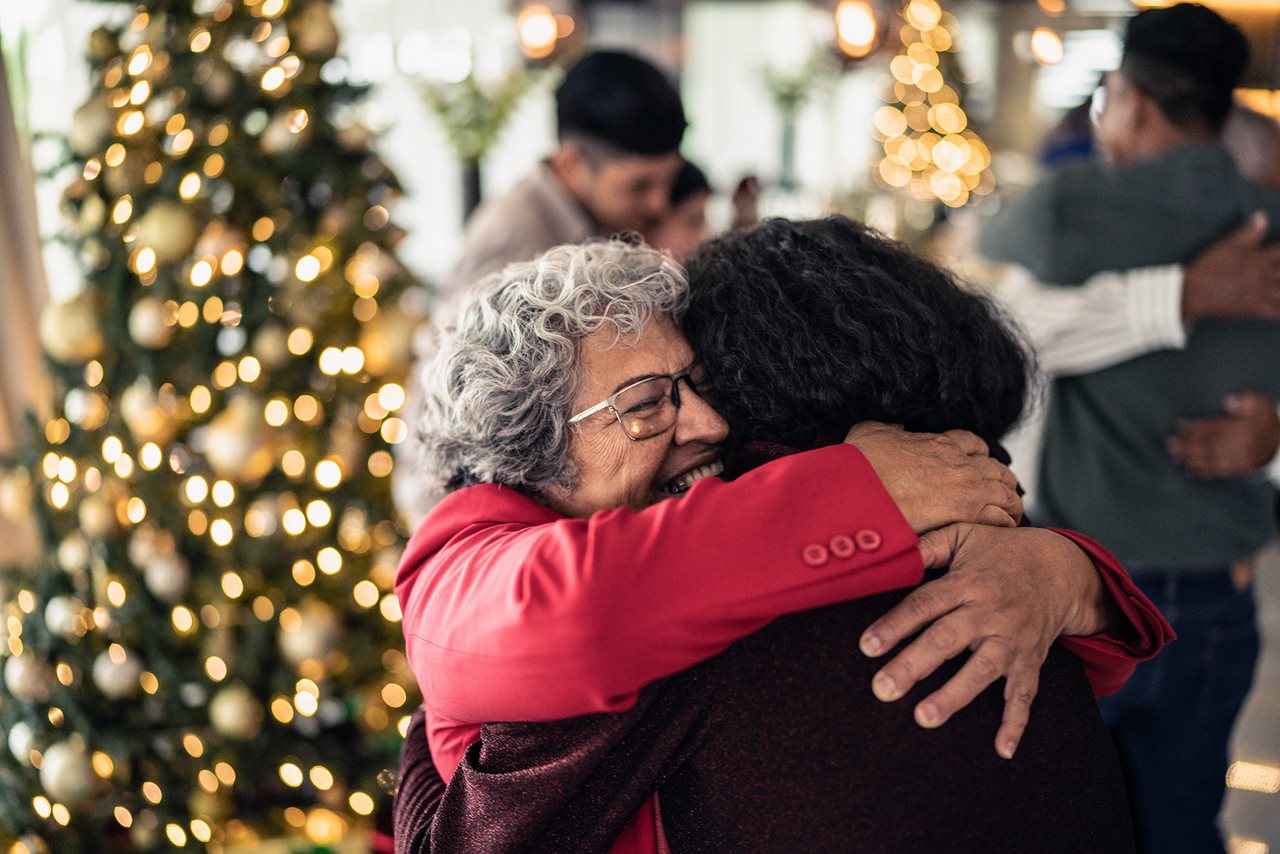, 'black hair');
555,50,687,156
1121,4,1248,132
671,159,711,206
682,216,1033,450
